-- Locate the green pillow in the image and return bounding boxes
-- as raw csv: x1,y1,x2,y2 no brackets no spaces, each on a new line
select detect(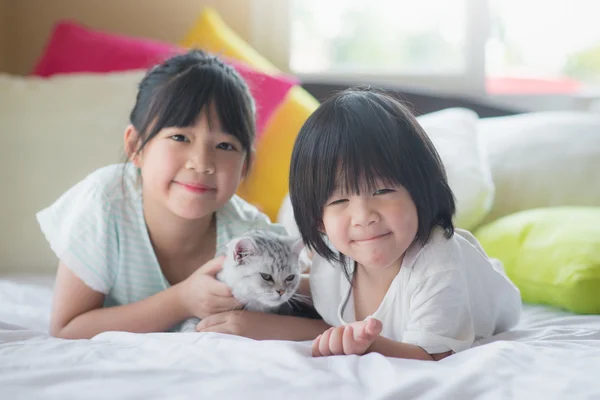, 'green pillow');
474,207,600,314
